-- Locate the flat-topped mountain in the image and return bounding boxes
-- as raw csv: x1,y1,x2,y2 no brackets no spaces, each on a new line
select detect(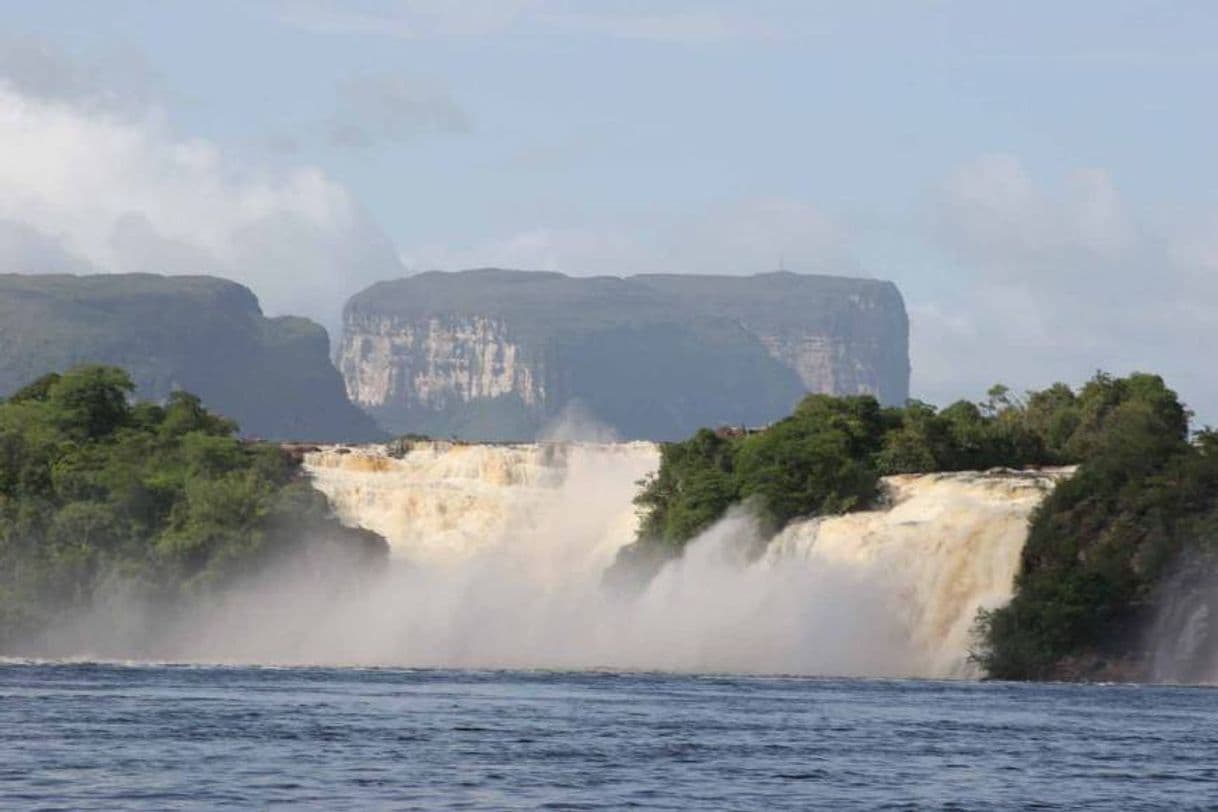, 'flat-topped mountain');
0,273,384,441
632,272,909,407
340,268,909,440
